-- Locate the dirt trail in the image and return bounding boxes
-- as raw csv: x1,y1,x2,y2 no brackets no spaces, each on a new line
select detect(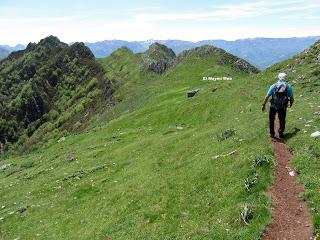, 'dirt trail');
263,116,314,240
